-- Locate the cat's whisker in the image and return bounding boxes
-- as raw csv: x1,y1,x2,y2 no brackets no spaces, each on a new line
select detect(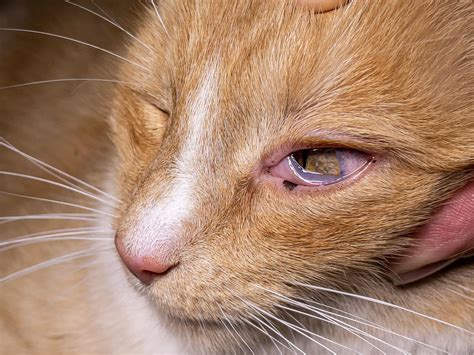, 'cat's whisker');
262,285,431,354
283,311,362,355
0,171,117,208
0,246,113,283
90,0,116,23
0,78,132,90
0,230,113,251
254,304,336,355
254,286,386,354
0,213,101,225
243,311,299,354
1,226,104,241
277,304,407,354
262,286,443,354
232,291,334,355
65,0,153,52
221,285,305,354
0,28,149,72
247,306,304,354
150,0,170,38
293,282,474,335
292,295,446,354
239,316,285,355
218,305,255,355
1,228,112,242
0,237,111,251
217,319,240,355
0,140,121,204
284,307,377,355
0,190,117,218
